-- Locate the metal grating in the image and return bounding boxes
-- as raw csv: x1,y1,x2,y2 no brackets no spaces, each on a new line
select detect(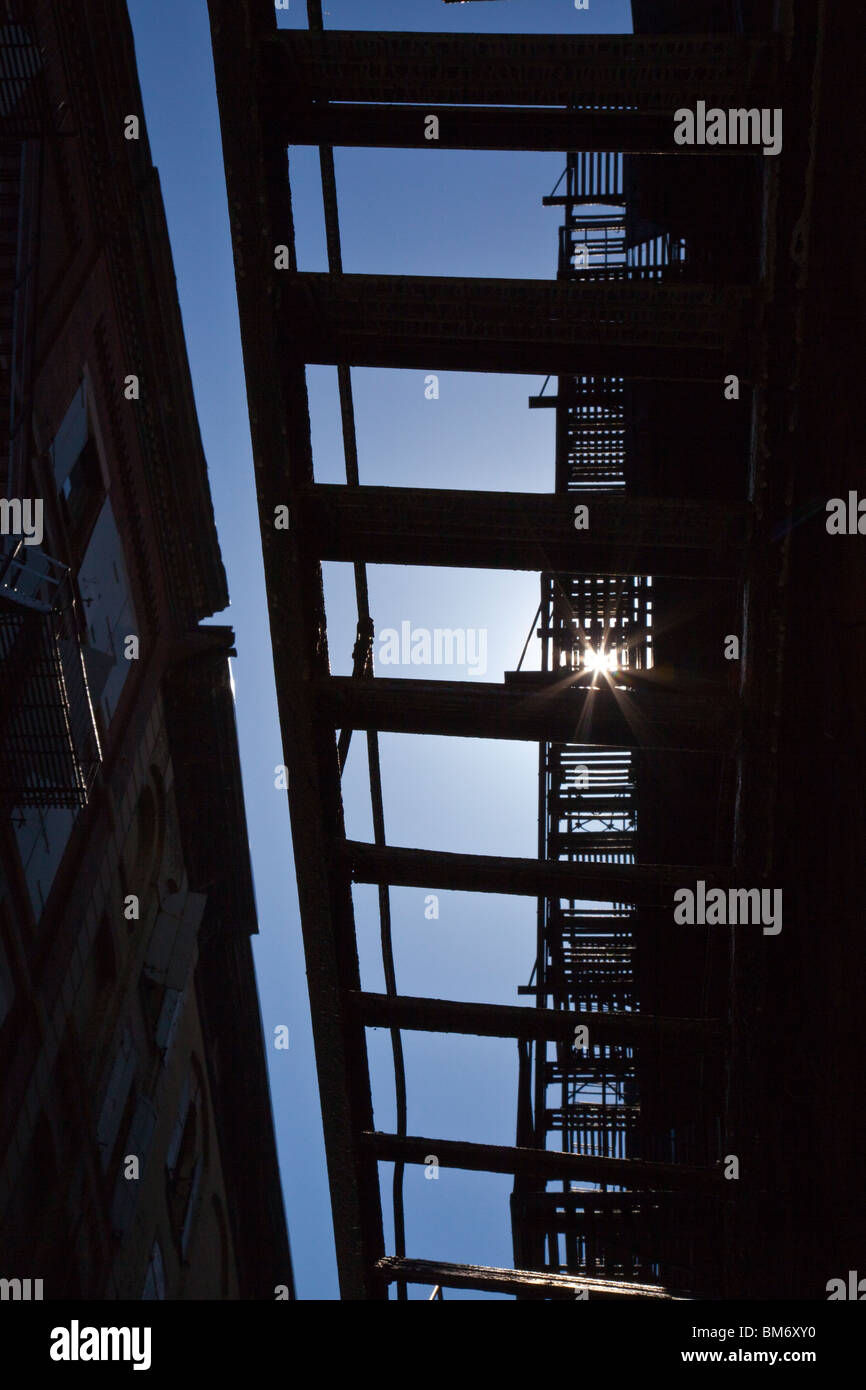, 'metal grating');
0,23,48,139
0,565,101,808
